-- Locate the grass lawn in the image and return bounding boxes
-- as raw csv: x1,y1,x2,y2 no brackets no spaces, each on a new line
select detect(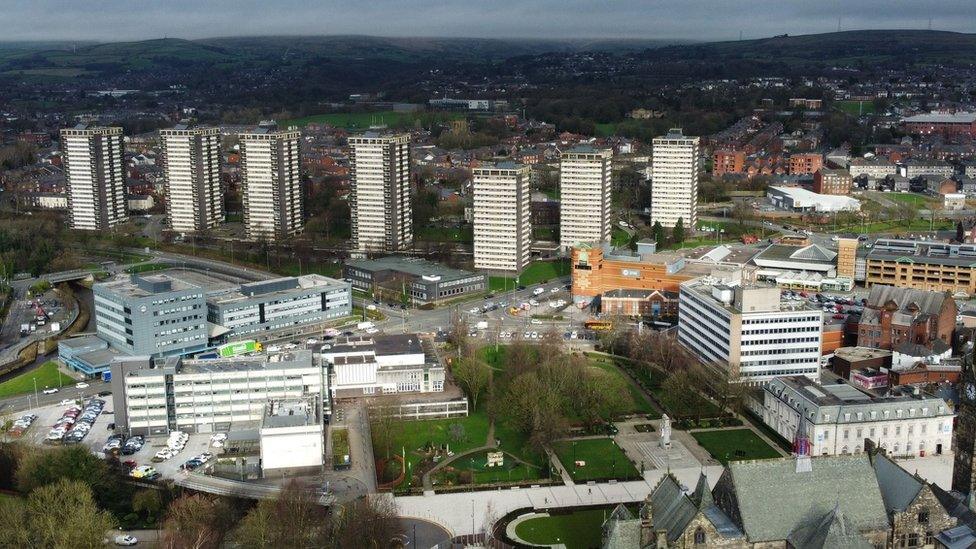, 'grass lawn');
585,356,658,417
415,225,472,243
533,226,557,241
376,412,490,488
432,449,544,485
884,192,932,206
586,353,719,419
834,100,876,116
611,227,632,248
124,262,169,274
514,508,610,549
489,259,570,292
830,218,954,235
691,429,782,465
281,110,464,130
0,361,66,398
552,438,639,482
